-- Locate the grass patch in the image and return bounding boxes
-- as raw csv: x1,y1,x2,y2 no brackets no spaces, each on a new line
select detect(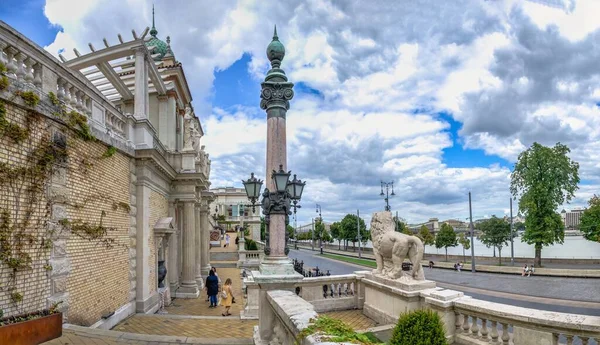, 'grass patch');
320,253,377,268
